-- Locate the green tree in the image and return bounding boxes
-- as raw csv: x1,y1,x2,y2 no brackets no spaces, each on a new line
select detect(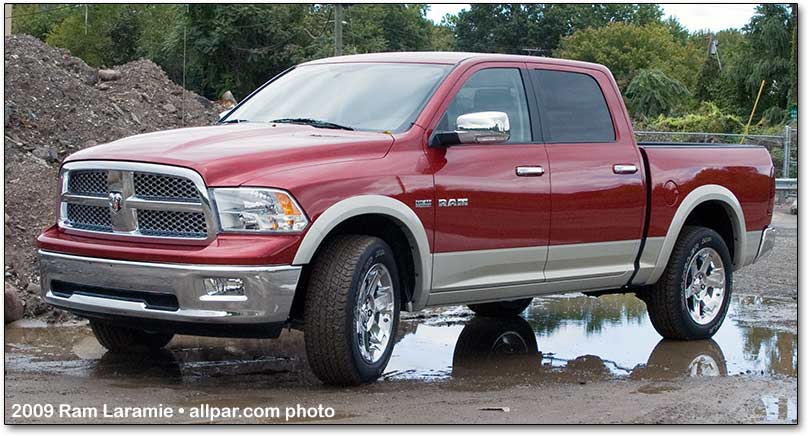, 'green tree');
556,22,704,92
11,4,77,40
453,3,662,55
726,4,794,120
625,69,690,119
